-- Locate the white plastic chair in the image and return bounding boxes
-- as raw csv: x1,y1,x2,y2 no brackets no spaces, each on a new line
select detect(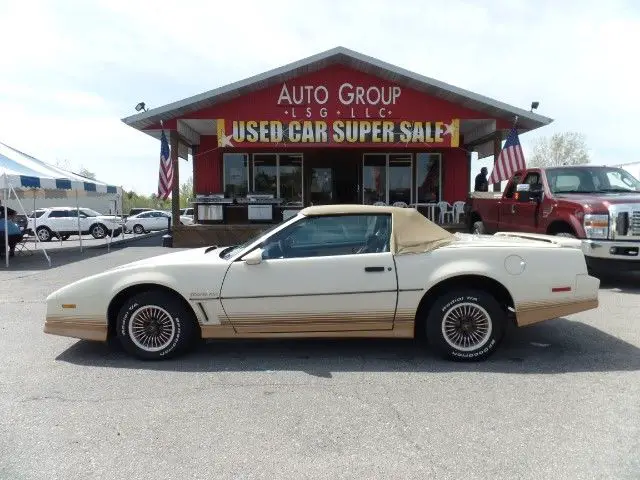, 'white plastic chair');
373,201,386,206
437,201,453,224
452,201,466,223
392,201,407,208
